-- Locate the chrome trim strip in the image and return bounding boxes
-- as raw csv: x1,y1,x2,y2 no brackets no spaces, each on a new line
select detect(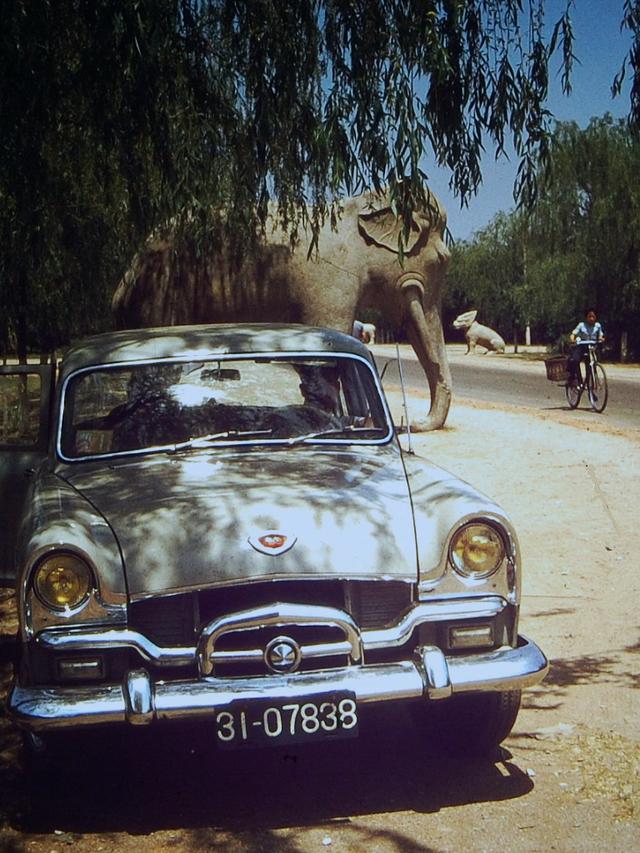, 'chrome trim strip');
35,596,508,667
37,628,195,667
210,640,353,665
362,595,507,651
197,602,364,675
362,597,506,649
9,636,549,731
